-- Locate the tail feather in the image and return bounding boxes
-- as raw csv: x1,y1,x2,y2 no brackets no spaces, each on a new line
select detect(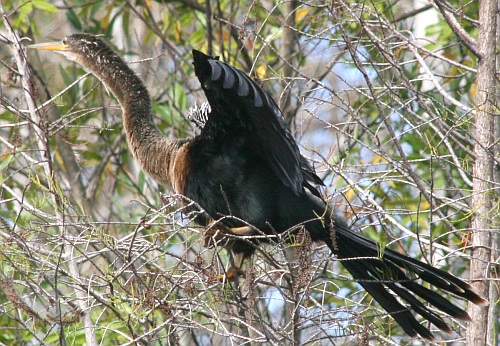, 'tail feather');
387,282,451,333
328,220,486,339
340,257,434,339
399,280,471,321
